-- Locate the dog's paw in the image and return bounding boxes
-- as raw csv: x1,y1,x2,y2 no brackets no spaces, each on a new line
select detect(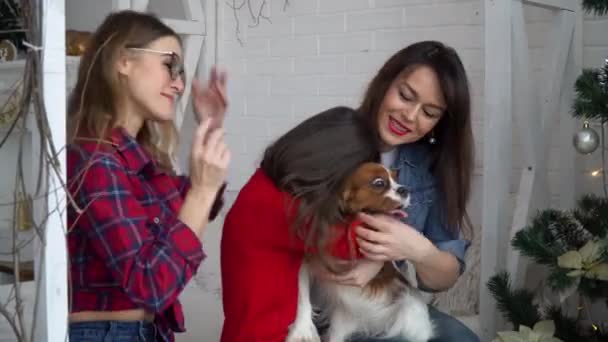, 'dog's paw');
286,321,321,342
